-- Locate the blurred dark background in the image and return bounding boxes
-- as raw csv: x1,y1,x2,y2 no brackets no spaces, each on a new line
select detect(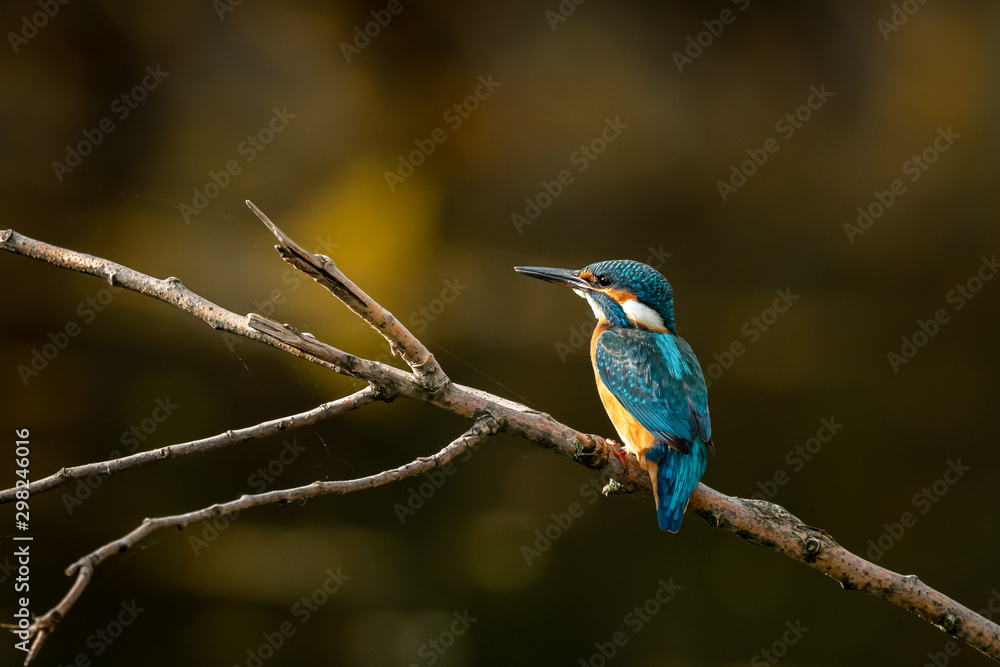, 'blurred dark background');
2,1,999,665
